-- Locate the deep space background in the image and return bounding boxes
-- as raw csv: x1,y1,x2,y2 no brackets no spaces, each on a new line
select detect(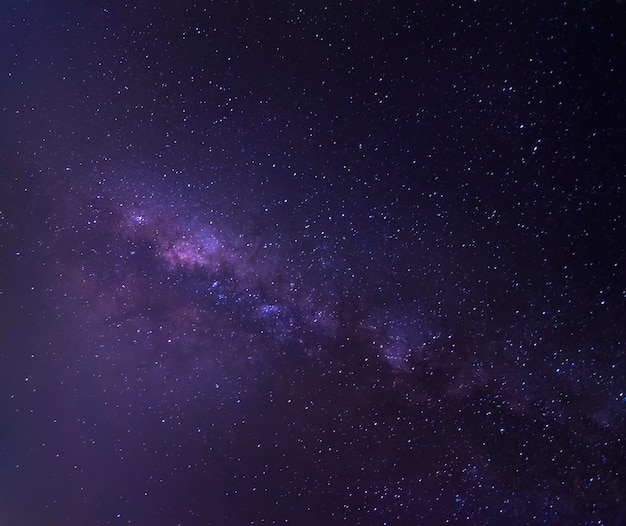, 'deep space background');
1,1,625,524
